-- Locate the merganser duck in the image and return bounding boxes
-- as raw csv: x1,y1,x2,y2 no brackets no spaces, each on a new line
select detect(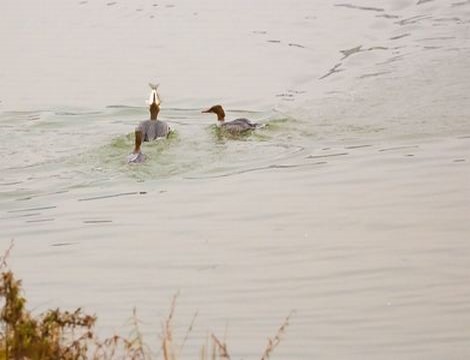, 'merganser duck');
202,105,258,133
127,84,169,163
